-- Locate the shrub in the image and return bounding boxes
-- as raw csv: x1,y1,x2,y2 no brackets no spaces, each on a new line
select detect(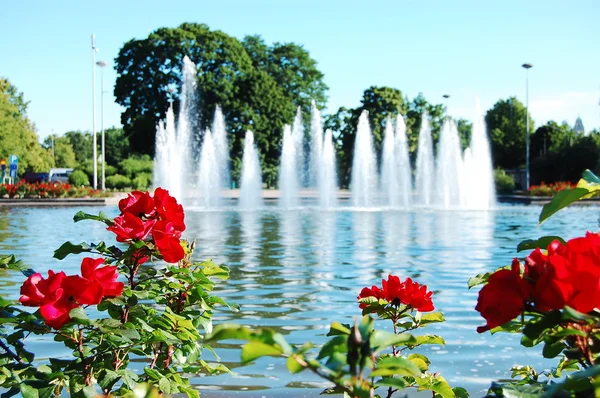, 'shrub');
494,169,515,194
105,174,131,190
68,170,90,186
119,155,153,178
132,172,152,190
